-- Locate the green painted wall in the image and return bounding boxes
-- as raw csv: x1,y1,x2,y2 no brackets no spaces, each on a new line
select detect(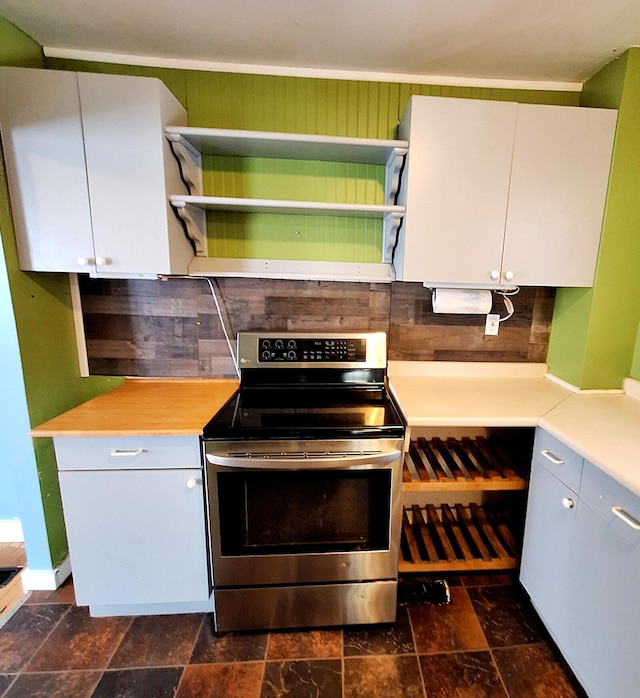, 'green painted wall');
547,49,640,389
0,18,122,569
